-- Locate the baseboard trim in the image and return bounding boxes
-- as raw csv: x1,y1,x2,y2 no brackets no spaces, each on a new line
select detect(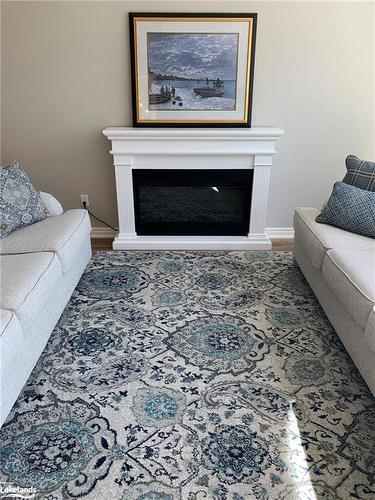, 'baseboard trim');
91,227,117,239
91,226,294,241
266,227,294,239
